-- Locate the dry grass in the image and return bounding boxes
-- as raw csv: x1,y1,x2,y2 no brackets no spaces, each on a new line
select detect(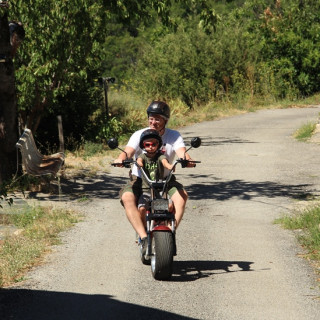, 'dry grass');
0,206,81,287
63,153,112,178
60,144,120,176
